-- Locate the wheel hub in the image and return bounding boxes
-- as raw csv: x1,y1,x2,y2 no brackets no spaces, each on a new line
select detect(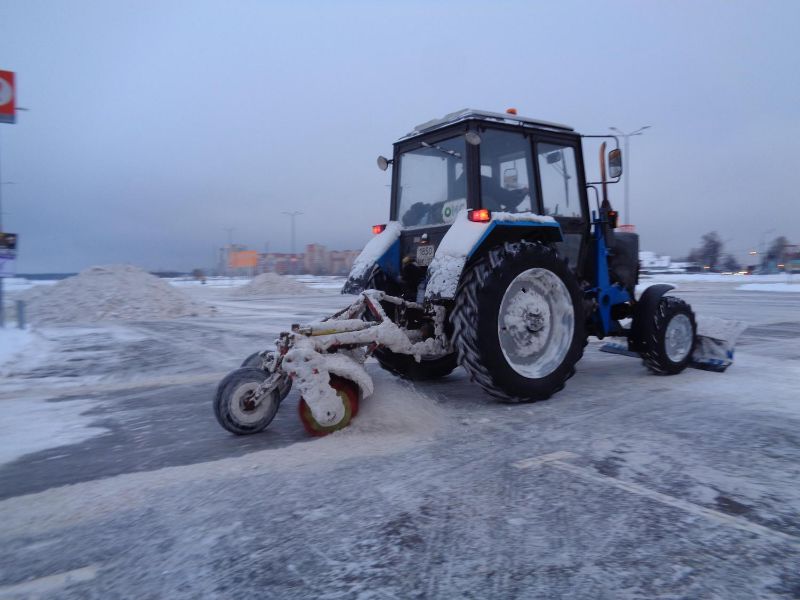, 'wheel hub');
665,313,693,362
229,382,272,425
240,391,257,412
502,290,552,355
498,268,574,379
525,308,546,333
